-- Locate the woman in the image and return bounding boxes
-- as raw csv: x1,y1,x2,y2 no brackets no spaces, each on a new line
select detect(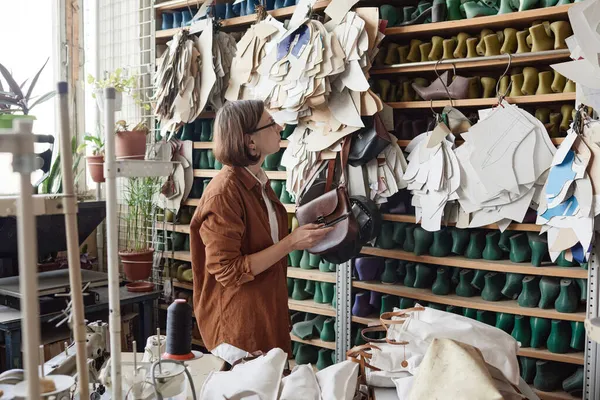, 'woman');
190,100,332,364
